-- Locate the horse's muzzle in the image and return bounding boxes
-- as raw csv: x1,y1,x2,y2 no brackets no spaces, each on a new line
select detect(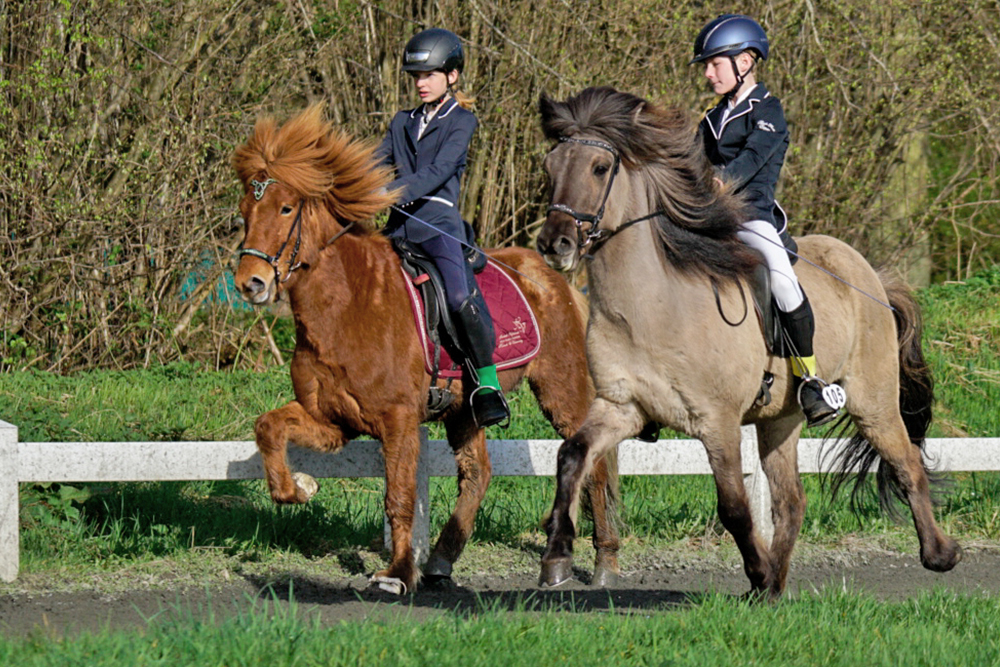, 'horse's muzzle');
536,227,580,273
238,273,276,305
